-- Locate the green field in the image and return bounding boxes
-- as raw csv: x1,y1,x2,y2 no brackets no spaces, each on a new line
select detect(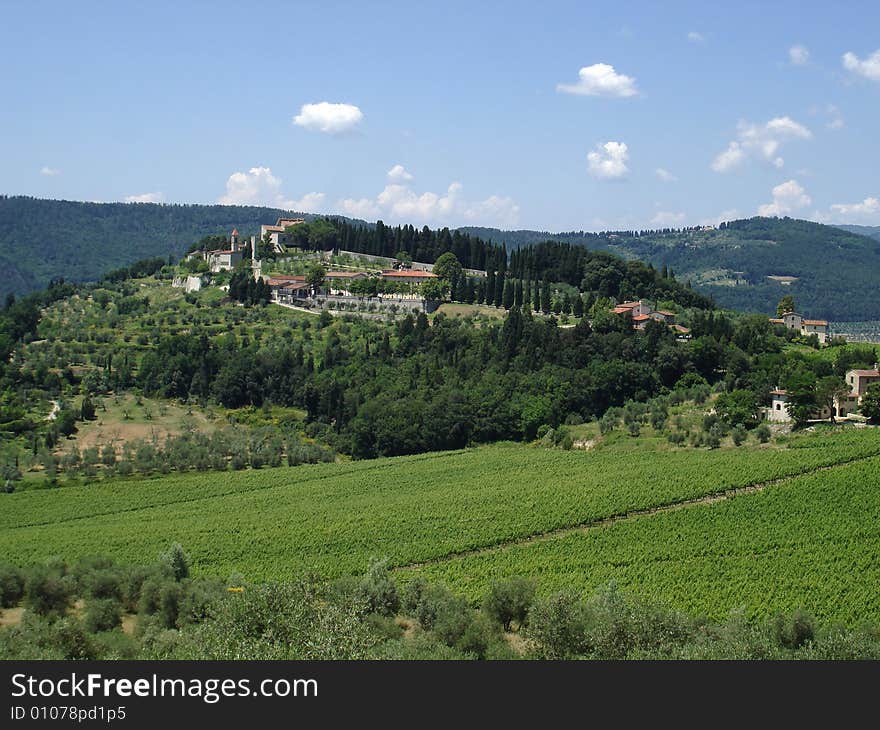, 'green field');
411,456,880,624
2,427,879,623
